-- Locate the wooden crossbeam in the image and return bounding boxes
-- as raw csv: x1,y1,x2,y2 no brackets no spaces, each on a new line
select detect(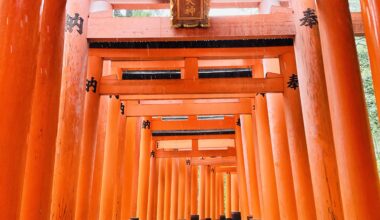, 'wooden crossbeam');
155,147,236,158
123,100,251,116
106,0,289,9
89,47,293,60
152,134,235,141
120,94,256,100
190,156,236,166
151,117,235,131
88,13,363,42
99,77,284,95
214,166,237,173
111,59,257,71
